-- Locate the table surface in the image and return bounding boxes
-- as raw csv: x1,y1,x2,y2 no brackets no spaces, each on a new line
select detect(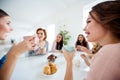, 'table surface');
10,52,89,80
